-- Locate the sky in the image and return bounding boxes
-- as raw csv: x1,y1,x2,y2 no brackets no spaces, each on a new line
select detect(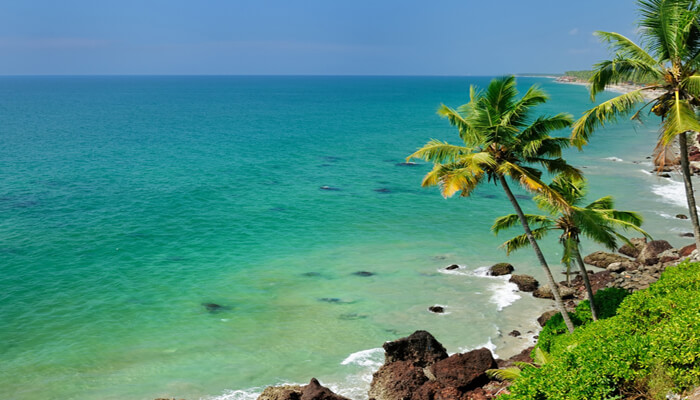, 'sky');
0,0,643,75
